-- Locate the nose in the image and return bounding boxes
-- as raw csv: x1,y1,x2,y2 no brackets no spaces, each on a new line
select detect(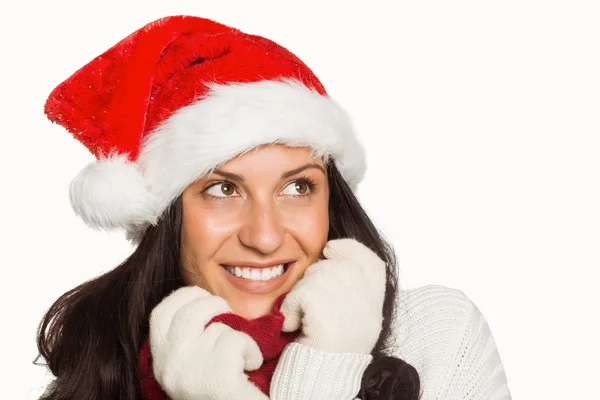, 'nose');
238,198,285,255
